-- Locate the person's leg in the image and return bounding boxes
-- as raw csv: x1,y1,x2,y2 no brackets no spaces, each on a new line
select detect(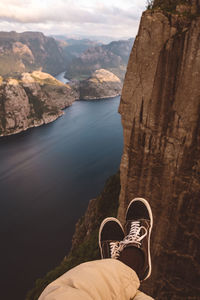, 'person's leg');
134,290,154,300
98,217,125,259
39,199,154,300
39,259,140,300
98,198,154,300
118,197,153,282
